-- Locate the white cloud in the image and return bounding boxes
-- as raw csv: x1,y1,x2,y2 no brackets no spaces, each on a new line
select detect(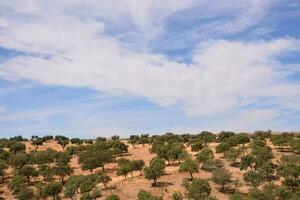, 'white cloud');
0,0,300,120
